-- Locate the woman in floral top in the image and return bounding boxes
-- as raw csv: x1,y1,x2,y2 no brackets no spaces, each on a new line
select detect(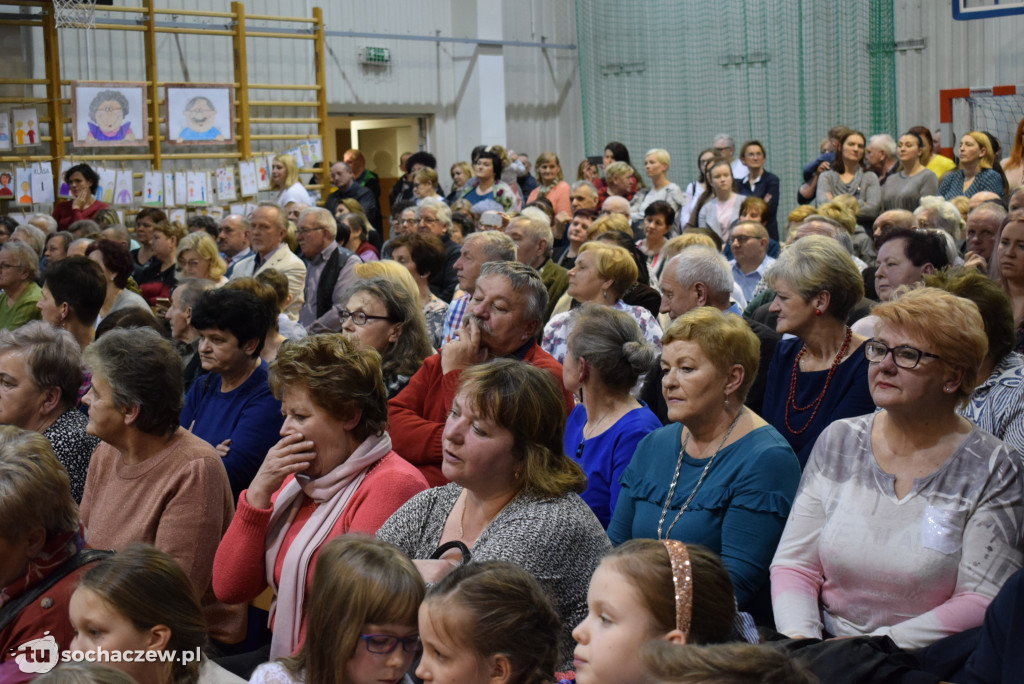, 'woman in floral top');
543,242,662,367
456,147,518,214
